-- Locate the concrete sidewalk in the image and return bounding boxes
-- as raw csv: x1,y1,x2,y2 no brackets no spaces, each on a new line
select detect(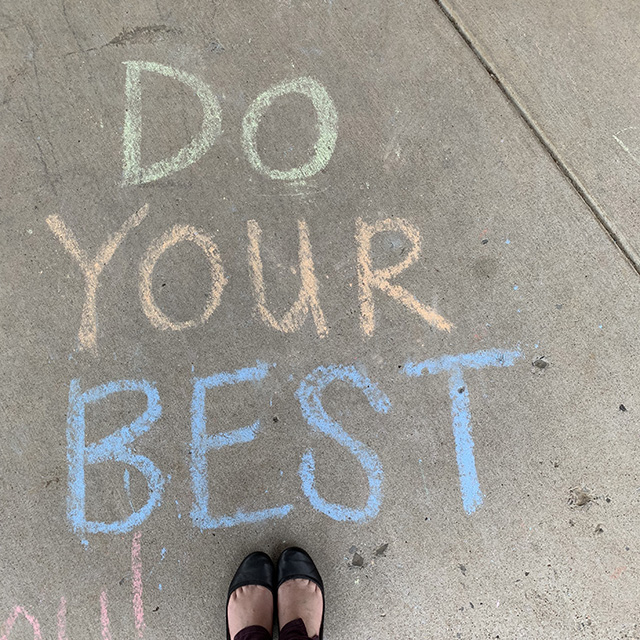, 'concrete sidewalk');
1,1,639,638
